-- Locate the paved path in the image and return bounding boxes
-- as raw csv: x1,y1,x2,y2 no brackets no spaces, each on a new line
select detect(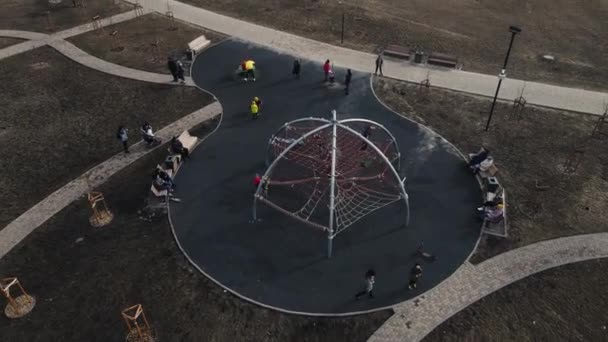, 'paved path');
125,0,607,115
0,28,195,86
368,233,608,341
0,101,221,259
